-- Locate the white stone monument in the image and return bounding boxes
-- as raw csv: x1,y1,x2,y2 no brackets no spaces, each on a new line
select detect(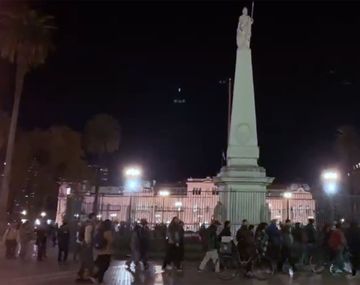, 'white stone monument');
214,6,273,228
